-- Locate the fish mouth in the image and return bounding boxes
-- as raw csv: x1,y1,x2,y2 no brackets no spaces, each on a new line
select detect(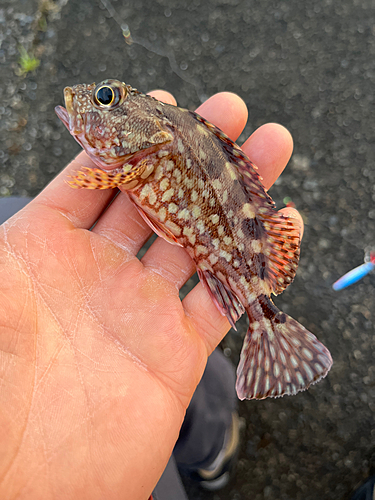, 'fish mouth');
55,105,69,129
55,86,78,132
